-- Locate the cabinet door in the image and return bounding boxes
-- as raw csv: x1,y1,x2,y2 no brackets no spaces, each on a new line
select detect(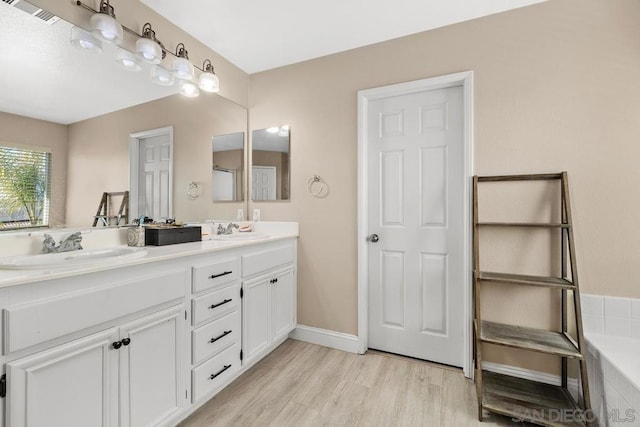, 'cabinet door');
6,328,120,427
272,268,296,344
119,305,187,427
242,277,271,366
